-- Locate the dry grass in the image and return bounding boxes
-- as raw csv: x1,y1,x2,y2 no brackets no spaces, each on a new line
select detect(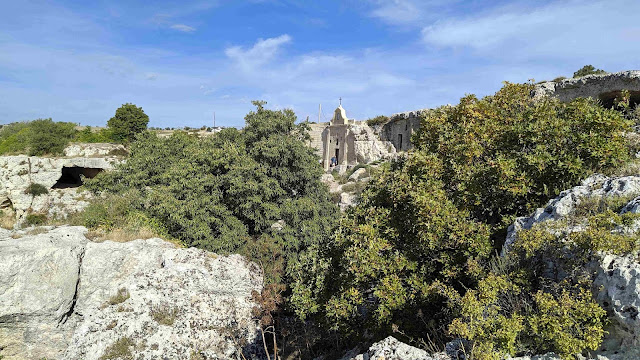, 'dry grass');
150,305,179,326
611,158,640,177
0,211,16,230
26,227,49,236
107,288,130,306
86,227,158,243
99,337,134,360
